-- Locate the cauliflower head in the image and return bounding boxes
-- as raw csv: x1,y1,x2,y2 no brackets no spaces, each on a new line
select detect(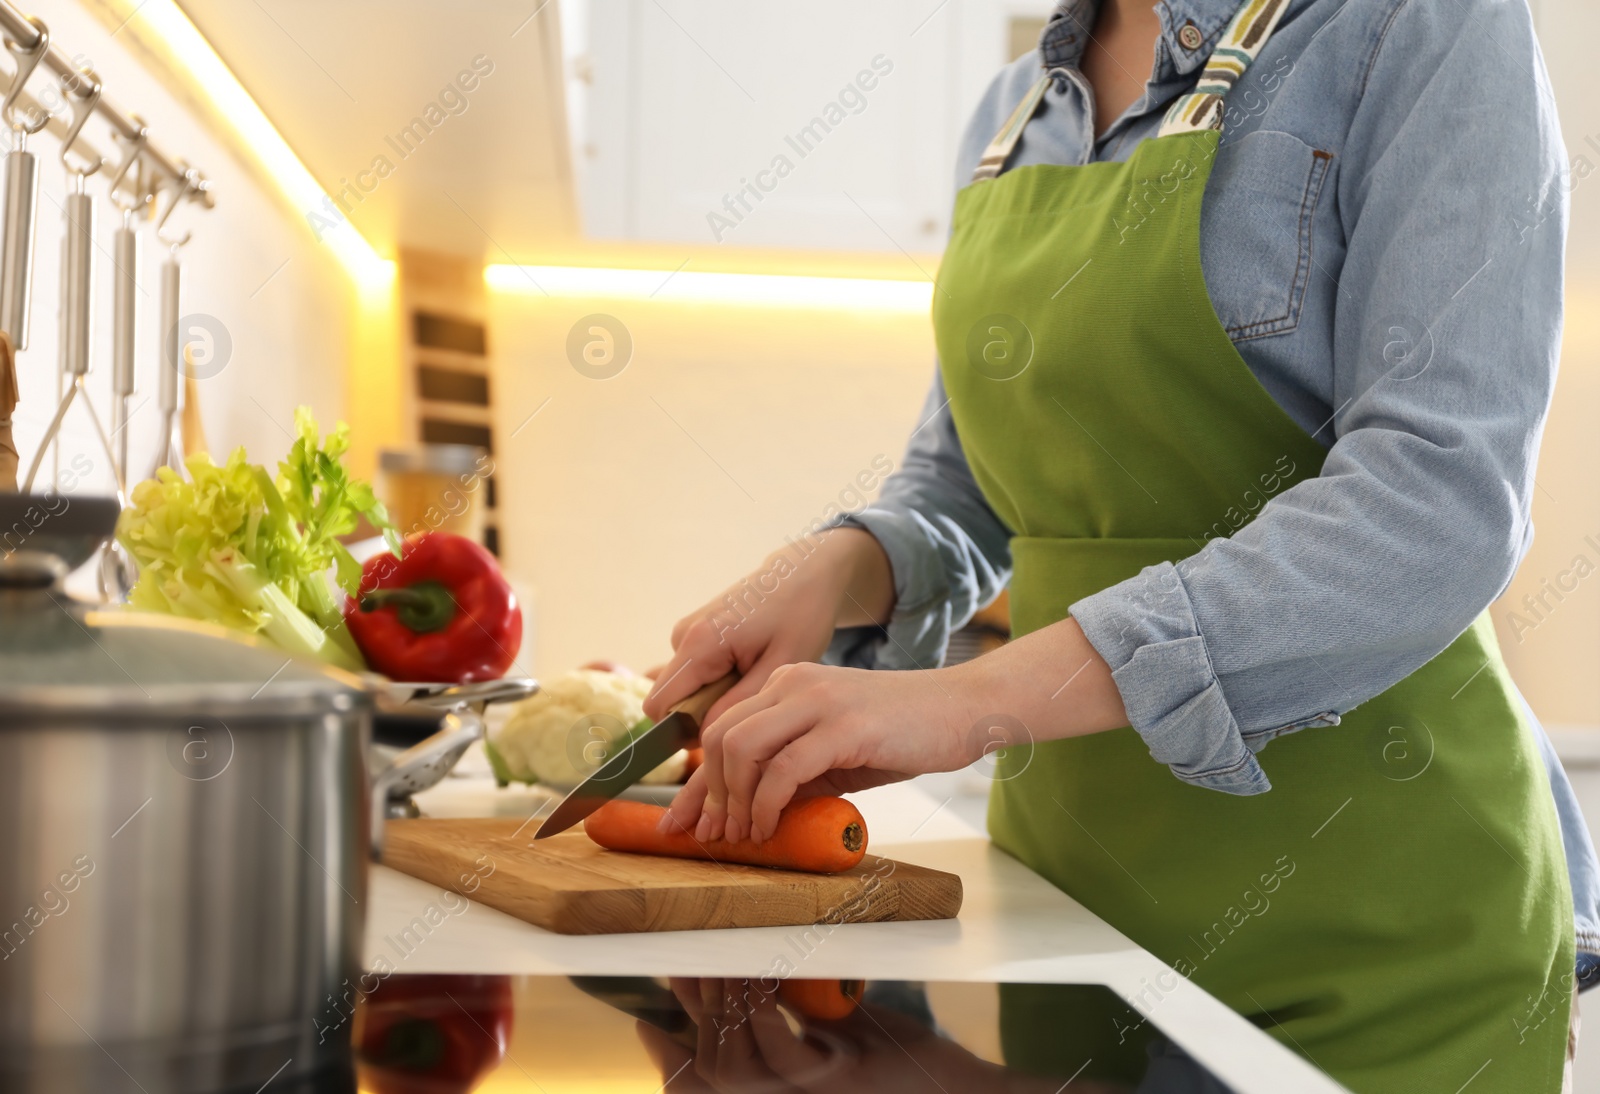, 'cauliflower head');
487,669,687,787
